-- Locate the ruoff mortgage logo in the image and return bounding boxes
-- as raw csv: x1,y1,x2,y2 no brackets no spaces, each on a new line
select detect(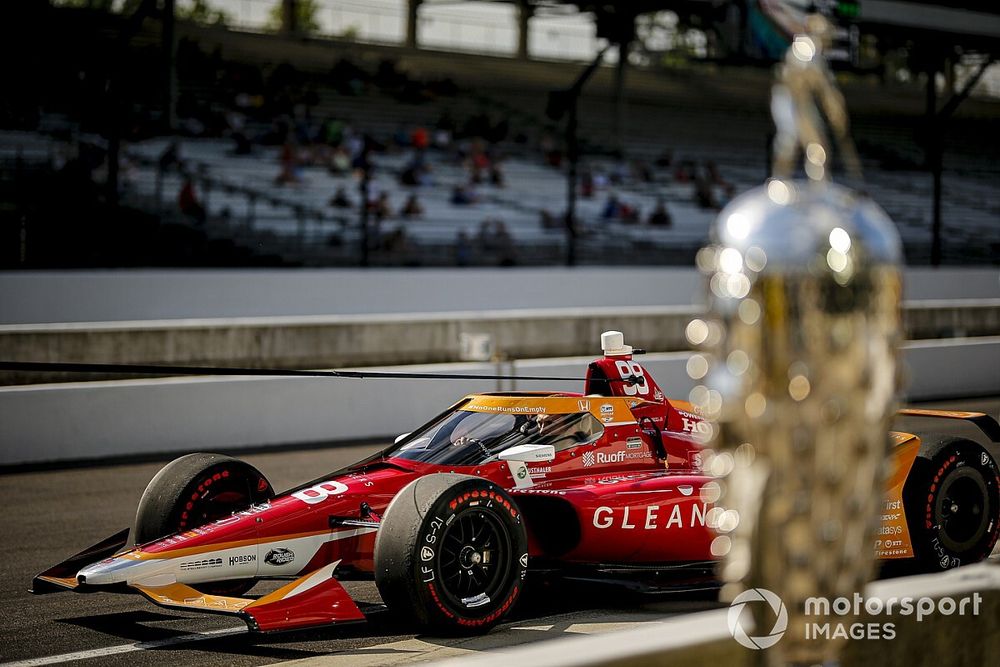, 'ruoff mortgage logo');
581,451,595,467
727,588,788,650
